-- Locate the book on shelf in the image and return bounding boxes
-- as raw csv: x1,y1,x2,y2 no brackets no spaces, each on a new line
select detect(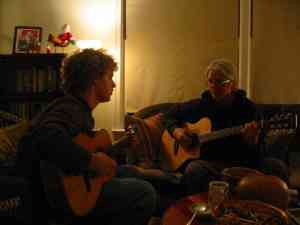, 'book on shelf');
0,53,65,120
